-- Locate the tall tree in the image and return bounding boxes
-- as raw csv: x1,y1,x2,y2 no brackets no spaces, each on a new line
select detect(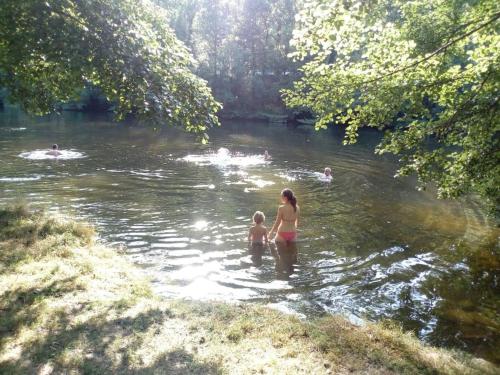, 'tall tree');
193,0,233,84
0,0,220,139
162,0,298,112
284,0,500,213
158,0,198,48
